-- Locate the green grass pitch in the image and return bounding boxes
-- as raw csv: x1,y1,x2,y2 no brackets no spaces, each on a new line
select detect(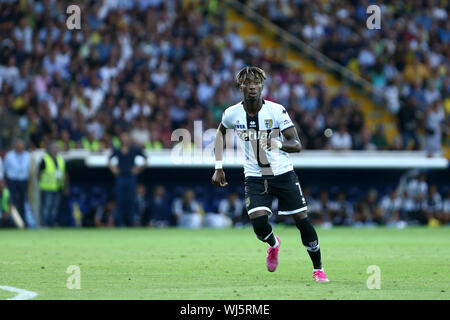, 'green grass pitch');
0,226,449,300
